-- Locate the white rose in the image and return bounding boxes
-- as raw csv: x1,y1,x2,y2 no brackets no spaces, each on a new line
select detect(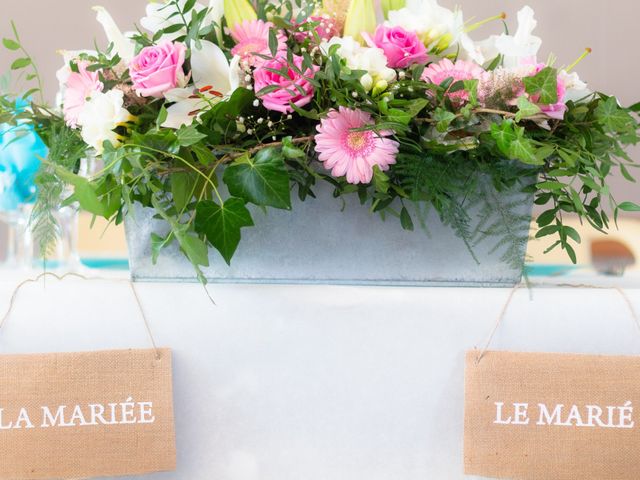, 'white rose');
77,90,131,154
321,36,396,91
